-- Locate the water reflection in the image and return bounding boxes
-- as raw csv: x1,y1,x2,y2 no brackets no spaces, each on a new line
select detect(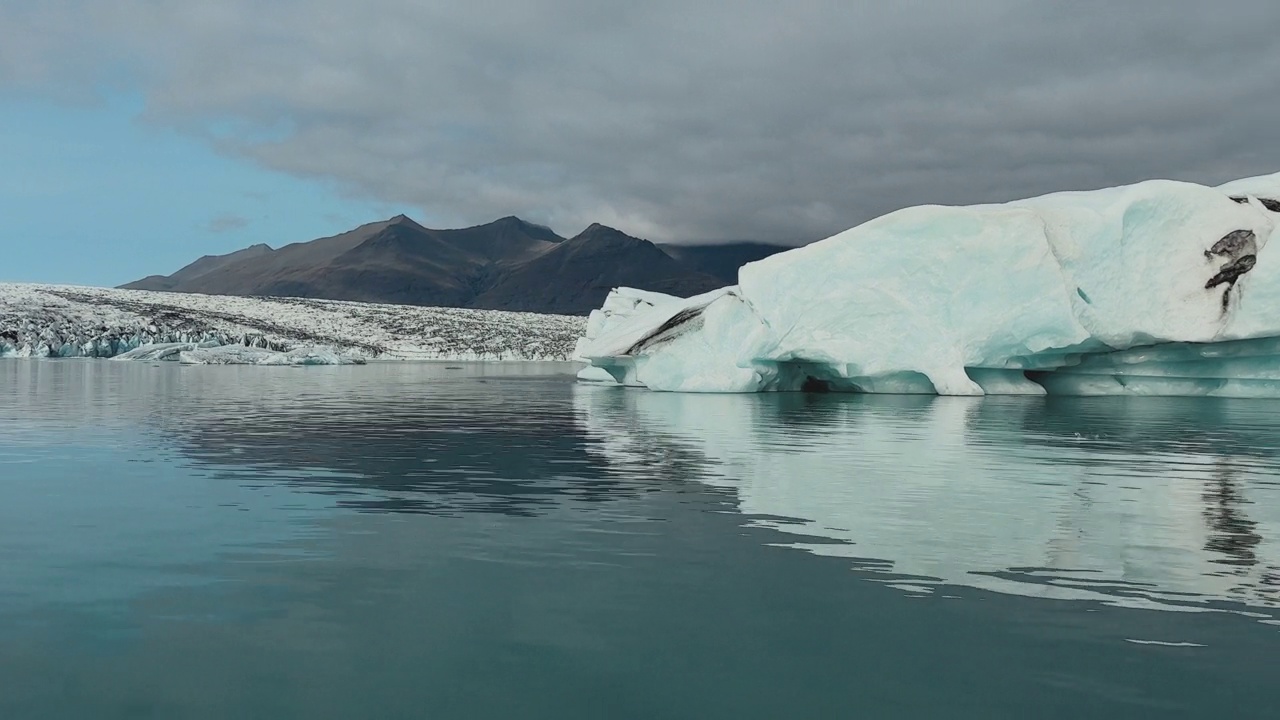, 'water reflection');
1201,460,1263,567
572,386,1280,616
2,360,666,518
6,359,1280,617
5,360,1280,717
